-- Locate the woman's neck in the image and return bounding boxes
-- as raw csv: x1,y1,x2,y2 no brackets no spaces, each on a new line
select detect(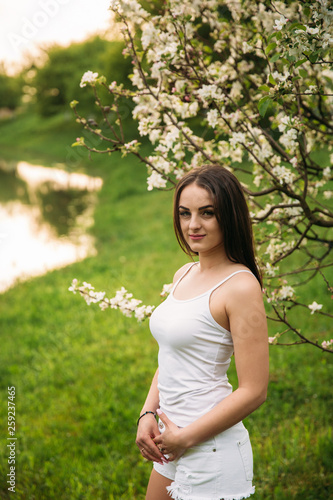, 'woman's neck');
197,246,232,273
